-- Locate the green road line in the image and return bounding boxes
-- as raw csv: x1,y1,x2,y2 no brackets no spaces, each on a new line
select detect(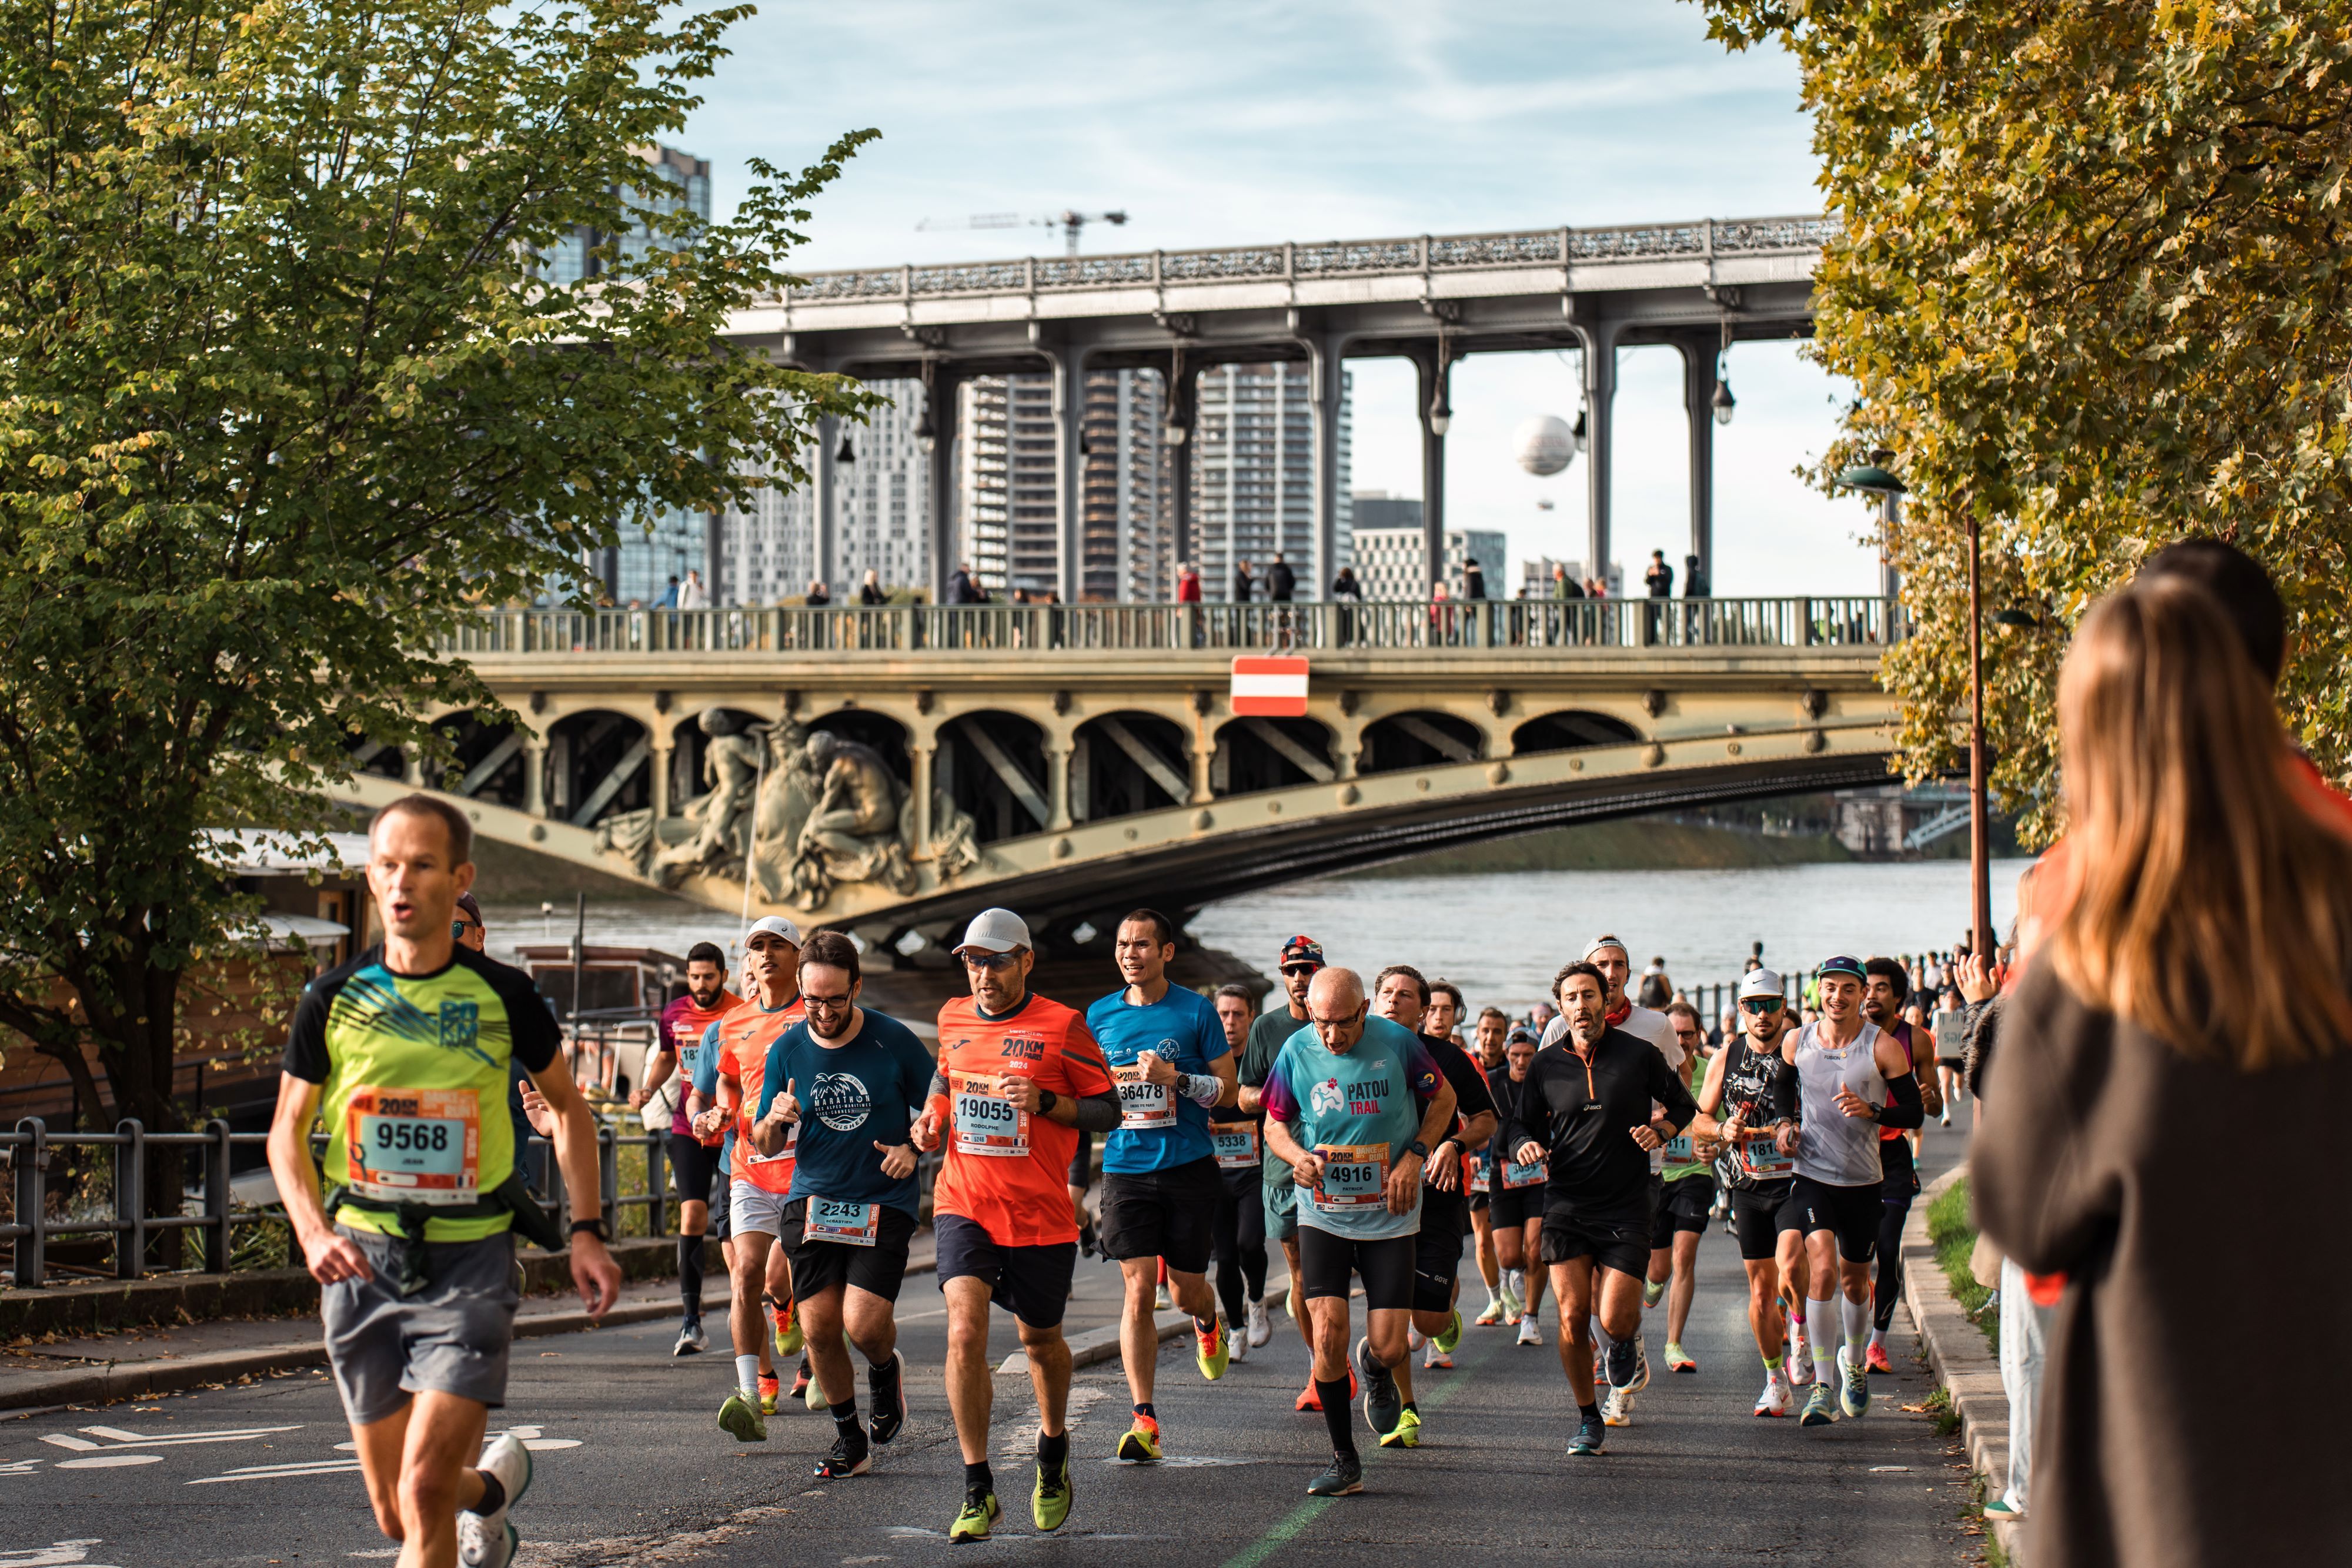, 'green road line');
1217,1326,1513,1568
